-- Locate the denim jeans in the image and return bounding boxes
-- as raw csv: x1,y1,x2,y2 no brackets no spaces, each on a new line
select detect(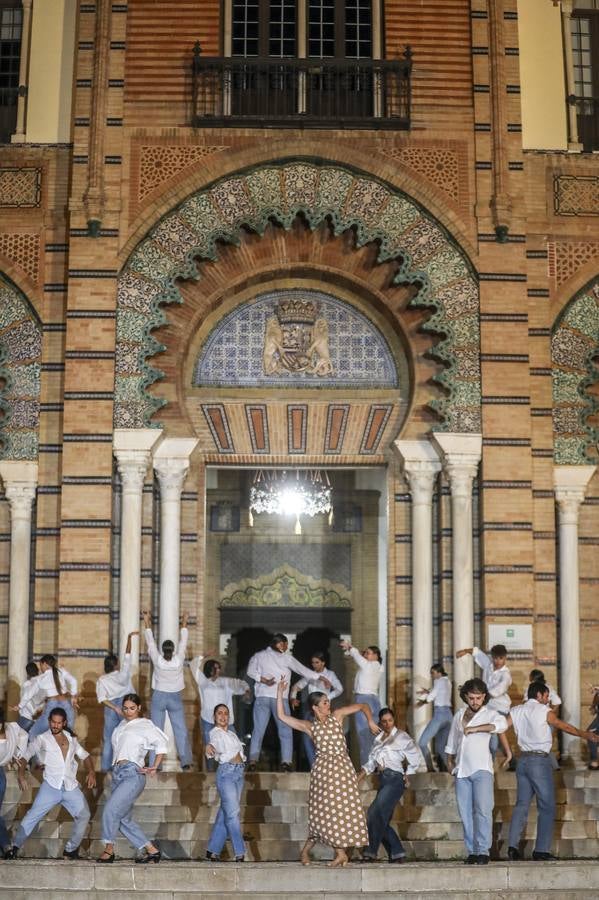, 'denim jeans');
455,769,494,855
0,767,8,850
202,719,237,772
15,780,90,852
489,711,509,757
364,769,406,860
102,761,150,850
28,698,75,740
207,762,246,858
507,754,556,854
150,689,192,767
588,714,599,762
301,711,316,768
17,716,34,733
249,697,292,764
355,693,381,766
418,706,453,770
101,698,124,772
